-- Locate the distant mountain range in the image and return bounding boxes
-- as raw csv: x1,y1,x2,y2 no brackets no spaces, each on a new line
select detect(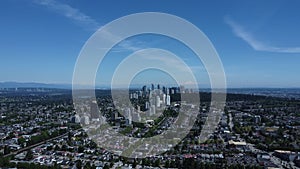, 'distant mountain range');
0,82,172,89
0,82,114,89
1,82,300,99
0,82,71,89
